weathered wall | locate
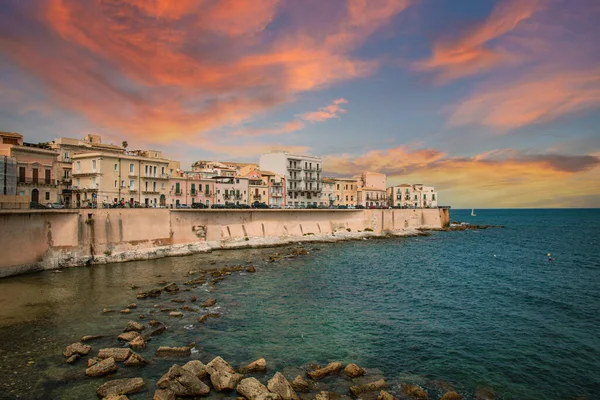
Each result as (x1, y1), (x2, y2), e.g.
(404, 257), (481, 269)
(0, 208), (449, 277)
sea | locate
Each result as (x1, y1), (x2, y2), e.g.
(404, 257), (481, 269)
(0, 209), (598, 399)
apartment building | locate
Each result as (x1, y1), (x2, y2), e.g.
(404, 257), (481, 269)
(244, 170), (268, 204)
(256, 170), (286, 207)
(168, 171), (214, 208)
(387, 184), (438, 208)
(331, 177), (358, 206)
(259, 152), (322, 207)
(0, 132), (59, 204)
(320, 178), (336, 206)
(191, 160), (237, 178)
(356, 172), (387, 207)
(213, 176), (249, 205)
(71, 150), (170, 207)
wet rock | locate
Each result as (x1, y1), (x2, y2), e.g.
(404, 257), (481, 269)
(163, 282), (179, 292)
(307, 362), (342, 380)
(85, 357), (117, 377)
(65, 354), (80, 364)
(127, 303), (137, 309)
(246, 266), (257, 272)
(169, 311), (184, 318)
(148, 320), (163, 326)
(81, 335), (104, 342)
(124, 352), (147, 366)
(131, 284), (139, 289)
(182, 305), (197, 312)
(153, 388), (175, 400)
(120, 308), (131, 314)
(143, 322), (167, 340)
(239, 358), (267, 373)
(103, 395), (129, 400)
(198, 313), (221, 323)
(161, 307), (175, 312)
(343, 363), (365, 378)
(350, 379), (388, 396)
(475, 387), (497, 400)
(124, 321), (145, 332)
(128, 336), (145, 350)
(206, 356), (236, 374)
(103, 308), (116, 313)
(400, 384), (427, 399)
(88, 357), (100, 367)
(97, 377), (145, 397)
(138, 314), (146, 320)
(149, 288), (162, 297)
(191, 296), (198, 302)
(440, 392), (462, 400)
(157, 364), (211, 396)
(183, 360), (208, 379)
(268, 372), (299, 400)
(156, 346), (192, 357)
(118, 331), (141, 342)
(237, 377), (280, 400)
(291, 376), (311, 392)
(201, 298), (217, 307)
(98, 348), (132, 362)
(378, 390), (395, 400)
(63, 342), (92, 358)
(136, 292), (148, 299)
(206, 356), (243, 391)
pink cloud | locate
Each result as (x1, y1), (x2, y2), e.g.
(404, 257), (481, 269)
(298, 98), (349, 122)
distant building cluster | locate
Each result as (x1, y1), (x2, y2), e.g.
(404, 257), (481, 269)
(0, 131), (438, 209)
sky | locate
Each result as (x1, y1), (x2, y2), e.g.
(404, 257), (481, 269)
(0, 0), (599, 208)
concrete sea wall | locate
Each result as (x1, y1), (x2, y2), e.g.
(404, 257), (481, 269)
(0, 208), (450, 278)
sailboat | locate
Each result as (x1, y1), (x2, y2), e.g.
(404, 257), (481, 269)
(471, 208), (476, 216)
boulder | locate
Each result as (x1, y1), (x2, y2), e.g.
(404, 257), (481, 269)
(153, 389), (175, 400)
(118, 331), (141, 342)
(400, 384), (427, 399)
(236, 377), (280, 400)
(157, 364), (211, 396)
(246, 266), (256, 272)
(124, 321), (145, 332)
(120, 309), (131, 314)
(63, 342), (91, 358)
(291, 375), (311, 392)
(103, 308), (115, 313)
(98, 348), (132, 362)
(129, 336), (145, 350)
(156, 346), (192, 357)
(267, 372), (299, 400)
(65, 354), (80, 364)
(127, 303), (137, 309)
(88, 357), (100, 367)
(350, 379), (388, 396)
(440, 391), (462, 400)
(201, 298), (217, 307)
(206, 356), (236, 374)
(81, 335), (104, 342)
(149, 288), (162, 297)
(343, 363), (365, 378)
(163, 282), (179, 292)
(169, 311), (183, 318)
(136, 292), (148, 300)
(124, 352), (147, 366)
(307, 362), (342, 380)
(182, 305), (197, 312)
(183, 360), (208, 379)
(85, 357), (117, 377)
(190, 296), (197, 302)
(143, 322), (166, 340)
(207, 363), (243, 391)
(198, 313), (221, 323)
(239, 358), (267, 373)
(378, 390), (395, 400)
(97, 377), (145, 397)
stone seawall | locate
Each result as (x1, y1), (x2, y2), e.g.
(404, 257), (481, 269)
(0, 208), (450, 278)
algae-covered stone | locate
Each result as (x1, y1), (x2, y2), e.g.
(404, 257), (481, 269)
(350, 379), (388, 396)
(85, 357), (117, 377)
(157, 364), (210, 396)
(96, 377), (144, 397)
(343, 363), (365, 378)
(239, 358), (267, 373)
(63, 342), (91, 358)
(307, 362), (342, 380)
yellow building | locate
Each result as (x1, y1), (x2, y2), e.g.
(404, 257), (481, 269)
(331, 177), (358, 206)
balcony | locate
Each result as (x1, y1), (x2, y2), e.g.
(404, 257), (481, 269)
(142, 190), (160, 194)
(72, 171), (101, 177)
(129, 187), (138, 192)
(253, 194), (262, 200)
(128, 172), (137, 177)
(190, 191), (197, 196)
(288, 177), (302, 181)
(288, 165), (301, 171)
(174, 190), (183, 196)
(142, 173), (169, 180)
(17, 177), (57, 187)
(304, 177), (317, 182)
(73, 184), (98, 191)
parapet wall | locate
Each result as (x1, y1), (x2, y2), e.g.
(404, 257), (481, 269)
(0, 208), (449, 278)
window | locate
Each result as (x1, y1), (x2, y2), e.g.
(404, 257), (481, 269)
(191, 184), (196, 194)
(205, 184), (209, 194)
(153, 166), (157, 177)
(32, 168), (38, 183)
(175, 182), (180, 193)
(153, 182), (156, 191)
(64, 152), (69, 159)
(145, 165), (148, 175)
(161, 167), (165, 175)
(114, 180), (117, 188)
(92, 177), (96, 186)
(92, 160), (96, 171)
(114, 163), (118, 171)
(64, 170), (70, 179)
(432, 194), (436, 200)
(77, 178), (81, 186)
(161, 183), (164, 189)
(77, 161), (81, 171)
(45, 169), (51, 184)
(145, 182), (148, 191)
(236, 179), (239, 184)
(45, 192), (50, 200)
(129, 164), (134, 173)
(130, 179), (134, 189)
(18, 166), (25, 182)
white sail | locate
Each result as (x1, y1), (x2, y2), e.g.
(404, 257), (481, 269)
(471, 208), (476, 216)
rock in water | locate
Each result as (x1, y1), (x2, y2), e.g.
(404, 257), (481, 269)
(118, 331), (141, 342)
(350, 379), (388, 396)
(63, 342), (91, 358)
(169, 311), (183, 318)
(87, 357), (100, 367)
(206, 356), (242, 391)
(307, 362), (342, 380)
(239, 358), (267, 373)
(124, 352), (147, 366)
(343, 363), (365, 378)
(291, 375), (311, 392)
(129, 336), (145, 350)
(267, 372), (299, 400)
(440, 391), (462, 400)
(246, 266), (256, 273)
(143, 322), (167, 340)
(400, 384), (427, 399)
(198, 313), (220, 323)
(156, 346), (192, 357)
(201, 298), (217, 307)
(237, 377), (280, 400)
(85, 357), (117, 377)
(124, 320), (145, 332)
(103, 395), (129, 400)
(163, 282), (179, 292)
(378, 390), (395, 400)
(81, 335), (104, 342)
(65, 354), (80, 364)
(153, 389), (176, 400)
(97, 377), (145, 397)
(157, 364), (211, 396)
(98, 348), (132, 362)
(206, 356), (236, 374)
(183, 360), (208, 379)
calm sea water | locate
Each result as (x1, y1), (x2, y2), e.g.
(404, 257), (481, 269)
(0, 209), (598, 399)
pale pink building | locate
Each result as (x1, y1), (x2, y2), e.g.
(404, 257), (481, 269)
(168, 172), (215, 208)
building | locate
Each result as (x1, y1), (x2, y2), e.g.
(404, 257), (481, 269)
(213, 176), (249, 206)
(255, 170), (286, 207)
(221, 161), (259, 177)
(331, 177), (358, 207)
(244, 170), (268, 205)
(259, 151), (322, 207)
(0, 155), (17, 196)
(356, 172), (387, 207)
(0, 132), (59, 205)
(168, 171), (214, 208)
(191, 160), (237, 178)
(71, 150), (170, 207)
(320, 178), (336, 206)
(387, 184), (438, 208)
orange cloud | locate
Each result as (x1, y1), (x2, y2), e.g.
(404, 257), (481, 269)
(449, 68), (600, 129)
(299, 98), (348, 122)
(415, 0), (543, 82)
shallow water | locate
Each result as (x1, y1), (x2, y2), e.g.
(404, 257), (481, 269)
(0, 209), (599, 399)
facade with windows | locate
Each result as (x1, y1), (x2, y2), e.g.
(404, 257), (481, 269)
(168, 172), (214, 208)
(356, 172), (387, 207)
(243, 170), (268, 205)
(387, 184), (438, 208)
(259, 152), (322, 207)
(330, 177), (358, 207)
(320, 178), (336, 206)
(213, 176), (249, 206)
(257, 170), (286, 207)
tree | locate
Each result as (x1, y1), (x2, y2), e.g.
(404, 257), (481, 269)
(122, 141), (128, 149)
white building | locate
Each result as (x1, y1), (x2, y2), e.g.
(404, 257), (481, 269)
(387, 184), (438, 208)
(212, 176), (249, 206)
(259, 152), (322, 207)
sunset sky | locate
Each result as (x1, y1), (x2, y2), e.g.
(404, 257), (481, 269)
(1, 0), (599, 208)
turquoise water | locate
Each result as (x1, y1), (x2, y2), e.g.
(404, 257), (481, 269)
(0, 209), (598, 399)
